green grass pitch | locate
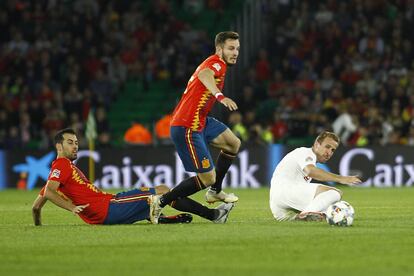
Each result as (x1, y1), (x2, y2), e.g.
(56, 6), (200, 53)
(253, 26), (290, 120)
(0, 187), (413, 275)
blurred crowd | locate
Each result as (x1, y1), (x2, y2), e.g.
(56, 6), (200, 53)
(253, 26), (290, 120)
(1, 0), (414, 149)
(0, 0), (224, 149)
(233, 0), (414, 146)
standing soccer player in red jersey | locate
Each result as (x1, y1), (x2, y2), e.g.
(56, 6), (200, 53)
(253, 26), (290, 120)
(148, 31), (241, 224)
(32, 128), (235, 225)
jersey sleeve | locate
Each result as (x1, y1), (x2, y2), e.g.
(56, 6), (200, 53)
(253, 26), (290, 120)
(297, 150), (316, 172)
(47, 158), (71, 184)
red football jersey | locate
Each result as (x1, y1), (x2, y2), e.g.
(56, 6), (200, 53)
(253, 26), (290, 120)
(171, 54), (227, 131)
(45, 157), (114, 224)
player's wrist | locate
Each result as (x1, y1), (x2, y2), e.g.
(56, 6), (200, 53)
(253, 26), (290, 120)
(215, 92), (225, 102)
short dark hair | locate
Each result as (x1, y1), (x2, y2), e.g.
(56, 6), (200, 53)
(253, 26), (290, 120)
(54, 128), (77, 144)
(215, 31), (239, 47)
(315, 131), (340, 144)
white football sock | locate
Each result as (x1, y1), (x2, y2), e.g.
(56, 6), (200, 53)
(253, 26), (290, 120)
(302, 190), (341, 213)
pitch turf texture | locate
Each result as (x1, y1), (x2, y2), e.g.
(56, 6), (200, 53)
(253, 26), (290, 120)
(0, 187), (413, 276)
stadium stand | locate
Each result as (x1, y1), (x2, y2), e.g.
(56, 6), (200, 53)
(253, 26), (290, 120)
(244, 0), (414, 146)
(0, 0), (244, 148)
(1, 0), (413, 148)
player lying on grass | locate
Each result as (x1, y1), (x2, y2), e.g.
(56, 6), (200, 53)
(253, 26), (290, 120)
(32, 128), (235, 226)
(269, 131), (362, 221)
(33, 184), (195, 225)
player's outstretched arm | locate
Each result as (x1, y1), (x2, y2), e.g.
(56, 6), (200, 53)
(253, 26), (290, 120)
(44, 180), (89, 215)
(32, 195), (47, 226)
(336, 175), (362, 185)
(304, 164), (362, 185)
(198, 68), (238, 111)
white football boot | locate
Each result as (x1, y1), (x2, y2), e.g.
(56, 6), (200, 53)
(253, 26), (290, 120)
(205, 189), (239, 204)
(148, 195), (163, 224)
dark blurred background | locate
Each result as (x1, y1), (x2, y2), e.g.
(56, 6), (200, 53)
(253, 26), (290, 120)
(1, 0), (413, 150)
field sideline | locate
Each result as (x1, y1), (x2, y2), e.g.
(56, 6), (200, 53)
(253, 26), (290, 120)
(0, 187), (413, 275)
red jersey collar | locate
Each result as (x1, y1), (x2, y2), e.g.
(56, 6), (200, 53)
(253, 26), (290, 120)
(214, 54), (226, 64)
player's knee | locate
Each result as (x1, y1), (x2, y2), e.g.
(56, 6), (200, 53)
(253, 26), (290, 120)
(155, 184), (170, 195)
(232, 136), (241, 153)
(223, 137), (240, 155)
(203, 175), (216, 186)
(198, 171), (216, 186)
(327, 187), (343, 200)
(336, 189), (343, 198)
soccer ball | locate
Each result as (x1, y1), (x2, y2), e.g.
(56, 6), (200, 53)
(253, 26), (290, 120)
(325, 200), (355, 226)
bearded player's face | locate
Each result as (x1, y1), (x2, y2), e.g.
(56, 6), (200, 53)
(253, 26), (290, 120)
(220, 39), (240, 66)
(59, 133), (79, 161)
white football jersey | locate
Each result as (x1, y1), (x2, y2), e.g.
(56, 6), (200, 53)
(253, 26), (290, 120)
(271, 147), (317, 186)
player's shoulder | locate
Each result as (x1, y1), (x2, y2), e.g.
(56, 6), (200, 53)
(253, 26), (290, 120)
(203, 54), (226, 68)
(52, 157), (72, 168)
(291, 147), (314, 157)
(297, 147), (313, 153)
(290, 147), (309, 153)
(298, 147), (316, 161)
(205, 54), (224, 62)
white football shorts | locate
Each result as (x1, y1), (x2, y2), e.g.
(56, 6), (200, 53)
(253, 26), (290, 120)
(270, 180), (320, 221)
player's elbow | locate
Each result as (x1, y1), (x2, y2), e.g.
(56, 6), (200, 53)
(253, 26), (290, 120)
(44, 186), (55, 199)
(304, 165), (317, 177)
(32, 204), (41, 214)
(305, 166), (326, 181)
(44, 189), (51, 199)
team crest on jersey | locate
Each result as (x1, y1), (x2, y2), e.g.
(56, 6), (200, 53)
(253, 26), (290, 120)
(51, 169), (61, 178)
(201, 158), (211, 169)
(212, 63), (221, 72)
(305, 156), (313, 162)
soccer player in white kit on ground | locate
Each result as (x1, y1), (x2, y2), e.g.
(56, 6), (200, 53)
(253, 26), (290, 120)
(269, 131), (362, 221)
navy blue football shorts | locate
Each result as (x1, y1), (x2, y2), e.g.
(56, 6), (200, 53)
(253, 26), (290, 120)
(170, 117), (228, 173)
(103, 188), (155, 224)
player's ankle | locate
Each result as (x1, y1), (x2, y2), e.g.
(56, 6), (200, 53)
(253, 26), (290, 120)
(209, 186), (221, 193)
(159, 196), (167, 208)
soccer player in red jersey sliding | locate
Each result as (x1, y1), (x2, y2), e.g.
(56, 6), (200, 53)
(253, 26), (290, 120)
(148, 31), (241, 224)
(32, 128), (234, 225)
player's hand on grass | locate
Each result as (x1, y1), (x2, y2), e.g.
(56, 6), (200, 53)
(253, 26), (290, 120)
(71, 204), (89, 215)
(339, 175), (362, 185)
(220, 97), (238, 111)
